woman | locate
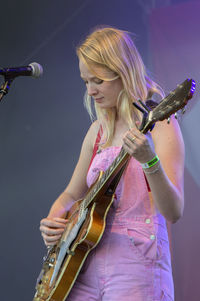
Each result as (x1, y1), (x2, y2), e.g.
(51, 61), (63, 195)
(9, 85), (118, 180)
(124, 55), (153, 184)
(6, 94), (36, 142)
(40, 27), (184, 300)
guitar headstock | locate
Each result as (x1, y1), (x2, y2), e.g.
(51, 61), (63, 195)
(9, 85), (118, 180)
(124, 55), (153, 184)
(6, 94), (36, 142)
(142, 78), (196, 133)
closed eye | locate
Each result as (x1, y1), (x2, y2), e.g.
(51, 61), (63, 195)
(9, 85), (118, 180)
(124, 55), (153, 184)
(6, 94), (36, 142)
(81, 77), (104, 85)
(94, 79), (104, 84)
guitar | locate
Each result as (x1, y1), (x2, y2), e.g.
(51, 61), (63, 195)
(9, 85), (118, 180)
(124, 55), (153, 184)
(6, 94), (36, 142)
(33, 78), (195, 301)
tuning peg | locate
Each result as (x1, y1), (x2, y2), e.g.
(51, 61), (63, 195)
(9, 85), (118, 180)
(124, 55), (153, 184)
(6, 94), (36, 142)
(181, 107), (186, 114)
(167, 117), (171, 124)
(174, 112), (178, 119)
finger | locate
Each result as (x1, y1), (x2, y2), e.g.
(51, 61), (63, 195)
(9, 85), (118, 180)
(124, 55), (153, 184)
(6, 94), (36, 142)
(123, 140), (137, 156)
(40, 225), (65, 236)
(42, 234), (62, 246)
(126, 134), (136, 144)
(42, 232), (62, 242)
(130, 127), (153, 143)
(40, 218), (67, 228)
(128, 127), (142, 138)
(52, 217), (68, 224)
(125, 129), (151, 147)
(123, 128), (142, 143)
(123, 134), (137, 147)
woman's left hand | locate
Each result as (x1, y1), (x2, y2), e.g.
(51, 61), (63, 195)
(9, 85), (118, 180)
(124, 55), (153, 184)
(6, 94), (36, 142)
(122, 127), (156, 164)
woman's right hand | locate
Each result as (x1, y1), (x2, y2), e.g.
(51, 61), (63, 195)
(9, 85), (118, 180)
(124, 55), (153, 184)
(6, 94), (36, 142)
(40, 217), (68, 246)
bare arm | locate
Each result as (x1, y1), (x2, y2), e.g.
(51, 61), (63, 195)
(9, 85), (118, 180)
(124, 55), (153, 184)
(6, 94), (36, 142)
(123, 117), (185, 223)
(40, 121), (99, 245)
(146, 117), (184, 222)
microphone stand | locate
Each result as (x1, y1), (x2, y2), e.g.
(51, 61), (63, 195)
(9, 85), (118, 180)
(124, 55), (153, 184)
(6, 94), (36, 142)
(0, 78), (14, 102)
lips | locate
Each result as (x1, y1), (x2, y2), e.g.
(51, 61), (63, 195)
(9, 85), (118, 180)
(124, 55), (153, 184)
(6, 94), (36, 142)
(94, 97), (104, 103)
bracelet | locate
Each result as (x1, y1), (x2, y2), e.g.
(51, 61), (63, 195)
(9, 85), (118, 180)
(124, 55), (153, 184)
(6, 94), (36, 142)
(141, 155), (159, 169)
(143, 162), (160, 174)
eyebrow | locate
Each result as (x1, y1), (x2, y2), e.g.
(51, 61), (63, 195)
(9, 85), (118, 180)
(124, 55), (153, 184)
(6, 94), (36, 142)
(80, 75), (99, 81)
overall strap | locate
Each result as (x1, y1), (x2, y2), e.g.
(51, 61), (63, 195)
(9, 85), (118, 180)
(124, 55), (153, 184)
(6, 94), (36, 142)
(88, 126), (102, 171)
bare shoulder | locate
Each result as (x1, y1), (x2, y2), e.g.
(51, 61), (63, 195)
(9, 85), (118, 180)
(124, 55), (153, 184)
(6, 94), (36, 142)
(63, 120), (101, 201)
(83, 120), (101, 151)
(152, 116), (185, 155)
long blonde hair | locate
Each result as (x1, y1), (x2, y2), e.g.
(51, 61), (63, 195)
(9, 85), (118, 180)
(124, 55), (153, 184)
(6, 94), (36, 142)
(77, 26), (164, 147)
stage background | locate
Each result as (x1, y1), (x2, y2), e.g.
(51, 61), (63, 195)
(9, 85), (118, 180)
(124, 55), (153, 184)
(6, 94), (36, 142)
(0, 0), (199, 300)
(149, 2), (200, 300)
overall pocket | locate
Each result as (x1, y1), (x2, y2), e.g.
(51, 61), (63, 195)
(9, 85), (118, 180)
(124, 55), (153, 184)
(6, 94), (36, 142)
(124, 223), (161, 262)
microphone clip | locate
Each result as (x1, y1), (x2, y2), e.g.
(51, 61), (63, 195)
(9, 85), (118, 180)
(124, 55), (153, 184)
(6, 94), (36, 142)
(0, 78), (14, 102)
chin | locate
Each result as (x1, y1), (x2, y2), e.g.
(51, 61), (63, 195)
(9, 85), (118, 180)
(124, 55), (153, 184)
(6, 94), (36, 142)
(96, 103), (116, 109)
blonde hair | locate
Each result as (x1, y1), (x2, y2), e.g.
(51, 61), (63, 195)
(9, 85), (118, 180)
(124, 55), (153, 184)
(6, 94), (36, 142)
(76, 26), (164, 147)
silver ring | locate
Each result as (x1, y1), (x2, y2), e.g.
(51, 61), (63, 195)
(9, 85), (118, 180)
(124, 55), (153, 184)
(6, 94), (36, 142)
(129, 136), (136, 143)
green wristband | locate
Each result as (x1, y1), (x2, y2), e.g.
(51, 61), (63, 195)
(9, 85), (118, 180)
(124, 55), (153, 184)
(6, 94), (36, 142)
(141, 155), (159, 169)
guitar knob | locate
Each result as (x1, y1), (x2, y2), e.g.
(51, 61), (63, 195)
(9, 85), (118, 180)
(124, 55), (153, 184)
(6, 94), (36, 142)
(49, 258), (55, 263)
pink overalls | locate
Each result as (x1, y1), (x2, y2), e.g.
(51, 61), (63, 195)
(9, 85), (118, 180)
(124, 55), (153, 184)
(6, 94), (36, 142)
(67, 146), (174, 301)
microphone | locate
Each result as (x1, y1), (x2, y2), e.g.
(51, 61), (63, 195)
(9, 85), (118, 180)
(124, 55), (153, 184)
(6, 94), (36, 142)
(0, 62), (43, 79)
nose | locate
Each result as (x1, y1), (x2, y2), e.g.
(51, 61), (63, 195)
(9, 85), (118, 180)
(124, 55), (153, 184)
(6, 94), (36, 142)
(87, 82), (98, 96)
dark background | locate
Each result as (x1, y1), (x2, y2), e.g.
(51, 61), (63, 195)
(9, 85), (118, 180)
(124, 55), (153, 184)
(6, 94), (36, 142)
(0, 1), (199, 300)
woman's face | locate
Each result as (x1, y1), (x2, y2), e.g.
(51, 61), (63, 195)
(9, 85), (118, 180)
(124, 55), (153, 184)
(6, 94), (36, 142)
(79, 60), (123, 109)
